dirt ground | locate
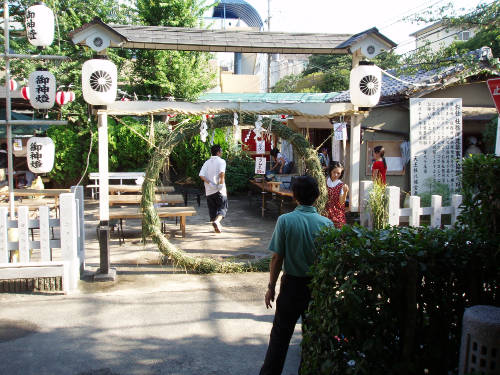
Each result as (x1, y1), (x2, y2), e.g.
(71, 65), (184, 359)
(83, 190), (297, 270)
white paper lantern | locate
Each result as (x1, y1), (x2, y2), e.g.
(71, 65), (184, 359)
(25, 3), (54, 47)
(349, 61), (382, 108)
(82, 58), (117, 105)
(27, 136), (55, 174)
(28, 69), (56, 109)
(9, 79), (18, 91)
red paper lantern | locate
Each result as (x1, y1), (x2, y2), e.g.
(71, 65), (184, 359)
(56, 90), (70, 105)
(9, 79), (18, 91)
(66, 90), (75, 102)
(21, 87), (30, 100)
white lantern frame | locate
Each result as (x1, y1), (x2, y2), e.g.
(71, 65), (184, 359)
(349, 61), (382, 108)
(82, 58), (117, 105)
(28, 68), (56, 109)
(26, 136), (55, 174)
(25, 2), (55, 48)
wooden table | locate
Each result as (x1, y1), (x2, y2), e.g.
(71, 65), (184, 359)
(109, 206), (197, 242)
(87, 172), (145, 198)
(108, 185), (174, 194)
(249, 180), (294, 217)
(108, 194), (184, 206)
(0, 189), (70, 215)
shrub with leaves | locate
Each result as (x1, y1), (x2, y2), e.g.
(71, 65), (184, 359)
(459, 154), (500, 238)
(301, 225), (499, 375)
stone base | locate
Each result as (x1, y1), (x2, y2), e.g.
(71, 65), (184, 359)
(93, 268), (117, 282)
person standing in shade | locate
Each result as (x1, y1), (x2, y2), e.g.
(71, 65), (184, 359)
(199, 144), (228, 233)
(318, 147), (330, 175)
(260, 176), (333, 375)
(372, 145), (387, 185)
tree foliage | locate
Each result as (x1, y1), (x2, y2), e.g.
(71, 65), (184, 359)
(132, 0), (216, 100)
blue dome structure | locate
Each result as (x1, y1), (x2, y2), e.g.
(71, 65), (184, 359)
(212, 0), (263, 29)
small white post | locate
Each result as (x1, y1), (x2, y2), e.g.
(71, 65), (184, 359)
(451, 194), (463, 226)
(409, 195), (421, 227)
(17, 206), (30, 263)
(39, 206), (51, 262)
(430, 195), (442, 228)
(386, 186), (400, 226)
(0, 207), (8, 263)
(71, 186), (85, 273)
(60, 193), (78, 291)
(360, 180), (373, 227)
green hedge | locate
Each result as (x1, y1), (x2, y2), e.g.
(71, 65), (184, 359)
(301, 225), (499, 375)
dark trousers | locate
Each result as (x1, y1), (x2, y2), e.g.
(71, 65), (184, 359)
(260, 274), (312, 375)
(206, 191), (228, 221)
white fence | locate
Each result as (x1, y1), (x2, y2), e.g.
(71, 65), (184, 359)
(0, 187), (85, 293)
(360, 181), (463, 228)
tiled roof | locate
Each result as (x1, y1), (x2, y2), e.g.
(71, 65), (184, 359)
(336, 27), (397, 50)
(70, 18), (395, 55)
(327, 47), (495, 104)
(198, 92), (340, 103)
(108, 24), (352, 54)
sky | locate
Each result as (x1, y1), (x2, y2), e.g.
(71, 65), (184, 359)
(242, 0), (491, 54)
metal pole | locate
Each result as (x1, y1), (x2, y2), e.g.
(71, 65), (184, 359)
(266, 0), (271, 92)
(4, 0), (15, 218)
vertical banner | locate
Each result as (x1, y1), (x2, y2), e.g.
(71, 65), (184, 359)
(331, 139), (341, 162)
(410, 98), (462, 196)
(255, 157), (266, 175)
(333, 122), (347, 141)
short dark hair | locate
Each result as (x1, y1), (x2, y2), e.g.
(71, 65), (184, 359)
(270, 148), (279, 157)
(328, 161), (344, 179)
(292, 175), (319, 206)
(211, 144), (222, 156)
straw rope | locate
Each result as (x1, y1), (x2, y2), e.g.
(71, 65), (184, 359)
(140, 114), (326, 273)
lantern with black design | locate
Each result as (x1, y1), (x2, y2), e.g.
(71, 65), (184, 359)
(349, 61), (382, 109)
(28, 68), (56, 109)
(25, 2), (55, 47)
(82, 57), (117, 105)
(27, 136), (55, 174)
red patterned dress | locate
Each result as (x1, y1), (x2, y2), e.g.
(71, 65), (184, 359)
(325, 180), (346, 228)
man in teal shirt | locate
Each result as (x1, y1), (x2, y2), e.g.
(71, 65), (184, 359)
(260, 176), (333, 375)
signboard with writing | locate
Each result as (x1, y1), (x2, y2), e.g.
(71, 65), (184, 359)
(487, 78), (500, 113)
(256, 140), (266, 154)
(409, 98), (462, 196)
(255, 157), (266, 175)
(333, 122), (347, 141)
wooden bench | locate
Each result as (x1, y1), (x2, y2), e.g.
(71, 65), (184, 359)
(109, 206), (197, 242)
(108, 194), (184, 206)
(109, 185), (174, 194)
(87, 172), (146, 198)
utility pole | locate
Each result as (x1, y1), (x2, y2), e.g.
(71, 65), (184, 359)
(266, 0), (271, 92)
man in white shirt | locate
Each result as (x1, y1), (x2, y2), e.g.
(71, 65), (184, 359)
(199, 144), (228, 233)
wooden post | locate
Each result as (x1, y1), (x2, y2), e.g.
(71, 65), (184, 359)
(71, 186), (85, 273)
(39, 206), (50, 262)
(60, 193), (79, 292)
(0, 207), (8, 263)
(409, 196), (420, 227)
(17, 206), (29, 263)
(386, 185), (400, 226)
(451, 194), (463, 225)
(359, 180), (372, 227)
(95, 109), (115, 281)
(430, 195), (442, 228)
(349, 115), (362, 212)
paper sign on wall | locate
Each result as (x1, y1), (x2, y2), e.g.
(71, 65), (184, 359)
(256, 140), (266, 154)
(13, 139), (23, 151)
(255, 157), (266, 175)
(333, 122), (347, 141)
